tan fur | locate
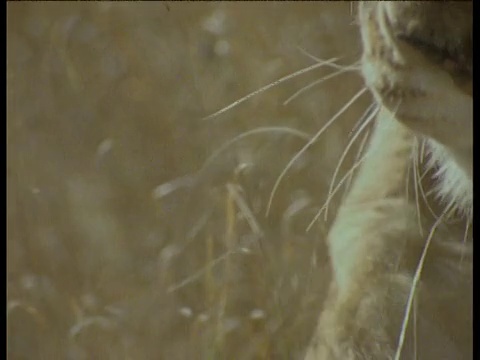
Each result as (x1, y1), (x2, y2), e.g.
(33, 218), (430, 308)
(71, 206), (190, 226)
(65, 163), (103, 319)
(305, 2), (472, 359)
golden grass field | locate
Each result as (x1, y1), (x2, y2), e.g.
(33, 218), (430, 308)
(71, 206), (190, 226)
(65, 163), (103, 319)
(7, 2), (373, 359)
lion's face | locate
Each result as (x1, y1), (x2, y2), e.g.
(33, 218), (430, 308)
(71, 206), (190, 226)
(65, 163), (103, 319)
(358, 1), (472, 218)
(305, 4), (472, 359)
(359, 1), (472, 176)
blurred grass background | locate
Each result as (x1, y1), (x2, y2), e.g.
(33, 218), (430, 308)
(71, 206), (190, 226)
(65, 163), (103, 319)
(7, 2), (371, 359)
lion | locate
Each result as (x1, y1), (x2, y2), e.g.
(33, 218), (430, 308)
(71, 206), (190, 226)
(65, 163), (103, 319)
(305, 2), (472, 359)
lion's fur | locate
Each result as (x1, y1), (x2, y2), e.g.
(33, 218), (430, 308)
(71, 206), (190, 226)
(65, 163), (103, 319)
(305, 2), (472, 359)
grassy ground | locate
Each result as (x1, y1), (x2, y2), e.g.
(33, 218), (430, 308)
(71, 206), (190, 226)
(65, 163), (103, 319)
(7, 3), (372, 359)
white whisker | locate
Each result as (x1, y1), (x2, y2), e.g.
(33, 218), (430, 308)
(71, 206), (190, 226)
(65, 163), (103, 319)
(297, 46), (361, 71)
(323, 104), (378, 221)
(419, 137), (427, 163)
(202, 58), (340, 120)
(459, 218), (471, 266)
(416, 172), (441, 221)
(266, 87), (368, 216)
(283, 67), (356, 106)
(394, 200), (454, 360)
(405, 154), (411, 202)
(343, 126), (371, 197)
(306, 151), (367, 232)
(348, 103), (377, 138)
(413, 294), (418, 360)
(412, 138), (424, 237)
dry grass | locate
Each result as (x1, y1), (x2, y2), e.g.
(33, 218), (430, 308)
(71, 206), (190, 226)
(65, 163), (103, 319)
(7, 2), (372, 359)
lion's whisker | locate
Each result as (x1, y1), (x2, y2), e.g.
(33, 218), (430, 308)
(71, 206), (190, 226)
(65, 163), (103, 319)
(306, 151), (367, 232)
(342, 124), (371, 198)
(412, 138), (424, 237)
(266, 87), (368, 216)
(323, 103), (378, 221)
(202, 57), (341, 121)
(459, 218), (471, 266)
(283, 67), (357, 106)
(394, 199), (454, 360)
(296, 46), (361, 71)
